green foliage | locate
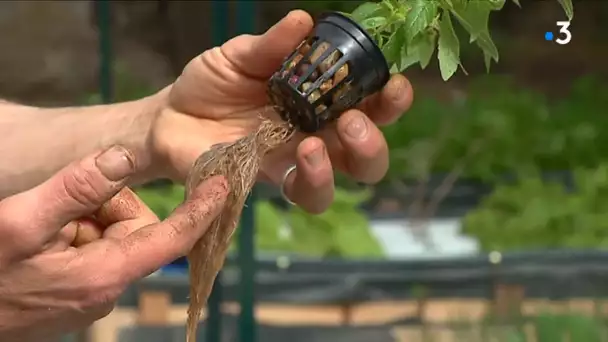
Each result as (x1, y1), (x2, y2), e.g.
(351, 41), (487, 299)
(135, 184), (383, 259)
(412, 312), (605, 342)
(350, 0), (574, 80)
(533, 313), (602, 342)
(379, 75), (608, 253)
(437, 8), (460, 80)
(135, 184), (184, 220)
(284, 188), (384, 258)
(462, 164), (608, 251)
(381, 75), (608, 183)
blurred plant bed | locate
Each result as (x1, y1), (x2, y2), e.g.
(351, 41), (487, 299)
(361, 171), (577, 219)
(462, 163), (608, 252)
(390, 312), (607, 342)
(357, 75), (608, 219)
(382, 75), (608, 180)
(438, 311), (607, 342)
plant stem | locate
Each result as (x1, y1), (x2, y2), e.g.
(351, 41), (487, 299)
(421, 136), (485, 224)
(407, 113), (458, 247)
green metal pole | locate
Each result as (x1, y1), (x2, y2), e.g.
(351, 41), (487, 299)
(95, 0), (113, 104)
(206, 2), (231, 342)
(238, 191), (257, 342)
(234, 2), (258, 342)
(88, 3), (111, 341)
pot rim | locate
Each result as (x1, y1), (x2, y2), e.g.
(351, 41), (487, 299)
(316, 11), (390, 87)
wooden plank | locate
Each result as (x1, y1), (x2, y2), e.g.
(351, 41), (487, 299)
(137, 291), (172, 325)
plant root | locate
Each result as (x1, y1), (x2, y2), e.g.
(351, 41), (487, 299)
(183, 115), (294, 342)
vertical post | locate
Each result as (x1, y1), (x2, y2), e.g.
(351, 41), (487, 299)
(205, 2), (231, 342)
(234, 3), (258, 342)
(95, 0), (113, 103)
(84, 2), (112, 342)
(237, 192), (257, 342)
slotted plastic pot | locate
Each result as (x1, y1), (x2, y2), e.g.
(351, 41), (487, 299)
(268, 11), (390, 133)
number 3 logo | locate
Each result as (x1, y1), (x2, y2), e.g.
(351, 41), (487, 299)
(556, 21), (572, 45)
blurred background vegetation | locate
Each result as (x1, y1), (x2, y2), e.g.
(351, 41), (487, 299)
(2, 0), (607, 259)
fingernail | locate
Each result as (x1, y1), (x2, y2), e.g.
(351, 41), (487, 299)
(389, 78), (404, 101)
(305, 146), (325, 168)
(95, 145), (135, 181)
(345, 115), (368, 140)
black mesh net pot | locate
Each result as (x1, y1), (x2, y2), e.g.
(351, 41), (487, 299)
(268, 11), (390, 133)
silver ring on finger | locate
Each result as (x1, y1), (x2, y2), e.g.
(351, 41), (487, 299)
(280, 165), (297, 206)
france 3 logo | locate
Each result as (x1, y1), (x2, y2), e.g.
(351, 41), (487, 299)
(544, 21), (572, 45)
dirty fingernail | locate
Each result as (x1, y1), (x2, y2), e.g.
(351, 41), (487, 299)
(95, 145), (135, 181)
(345, 115), (368, 140)
(389, 77), (404, 97)
(305, 146), (325, 167)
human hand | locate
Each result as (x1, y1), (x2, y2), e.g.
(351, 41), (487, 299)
(150, 10), (413, 214)
(0, 146), (228, 342)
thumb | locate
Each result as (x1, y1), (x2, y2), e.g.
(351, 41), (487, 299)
(222, 10), (314, 80)
(1, 145), (135, 241)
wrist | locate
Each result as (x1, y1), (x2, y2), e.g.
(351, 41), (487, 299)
(0, 94), (172, 196)
(121, 86), (172, 184)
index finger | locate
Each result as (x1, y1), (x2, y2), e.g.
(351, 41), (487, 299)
(83, 176), (228, 282)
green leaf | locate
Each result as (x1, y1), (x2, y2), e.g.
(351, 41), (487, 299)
(417, 32), (437, 69)
(476, 36), (499, 64)
(557, 0), (574, 20)
(403, 0), (438, 42)
(382, 26), (406, 66)
(392, 43), (420, 73)
(488, 0), (507, 10)
(351, 2), (383, 23)
(437, 11), (460, 81)
(449, 0), (500, 62)
(255, 202), (290, 252)
(483, 49), (492, 73)
(359, 16), (387, 31)
(333, 212), (384, 258)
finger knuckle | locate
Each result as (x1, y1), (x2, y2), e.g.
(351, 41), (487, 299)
(62, 164), (106, 208)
